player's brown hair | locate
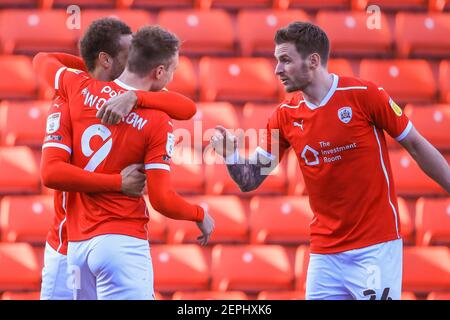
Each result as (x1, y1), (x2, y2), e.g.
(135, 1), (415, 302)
(275, 22), (330, 66)
(79, 17), (132, 72)
(127, 25), (180, 77)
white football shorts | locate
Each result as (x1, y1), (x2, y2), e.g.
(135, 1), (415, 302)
(306, 239), (403, 300)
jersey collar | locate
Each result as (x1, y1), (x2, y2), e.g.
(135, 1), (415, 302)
(113, 79), (138, 91)
(303, 73), (339, 110)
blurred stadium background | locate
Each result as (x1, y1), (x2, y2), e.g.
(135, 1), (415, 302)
(0, 0), (449, 300)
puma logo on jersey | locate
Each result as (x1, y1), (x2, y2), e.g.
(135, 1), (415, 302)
(293, 120), (304, 131)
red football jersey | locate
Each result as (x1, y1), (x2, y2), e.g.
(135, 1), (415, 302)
(42, 95), (72, 255)
(54, 67), (176, 242)
(260, 75), (411, 254)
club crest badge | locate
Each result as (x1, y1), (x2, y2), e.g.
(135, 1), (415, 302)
(338, 106), (352, 124)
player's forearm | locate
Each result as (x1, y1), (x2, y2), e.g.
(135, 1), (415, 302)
(147, 170), (204, 222)
(41, 150), (122, 193)
(408, 141), (450, 194)
(226, 155), (270, 192)
(136, 90), (197, 120)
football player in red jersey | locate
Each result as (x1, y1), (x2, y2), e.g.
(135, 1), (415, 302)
(211, 22), (450, 300)
(36, 25), (214, 300)
(36, 18), (198, 300)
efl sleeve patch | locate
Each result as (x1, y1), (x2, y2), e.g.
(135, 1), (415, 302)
(166, 133), (175, 157)
(46, 112), (61, 134)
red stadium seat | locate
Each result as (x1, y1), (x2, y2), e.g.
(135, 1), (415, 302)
(207, 0), (273, 9)
(0, 243), (41, 291)
(165, 196), (248, 244)
(439, 60), (450, 103)
(79, 9), (154, 34)
(152, 244), (210, 292)
(242, 103), (274, 132)
(1, 291), (40, 300)
(415, 197), (450, 246)
(0, 55), (38, 99)
(316, 11), (392, 57)
(0, 9), (77, 54)
(143, 195), (167, 244)
(172, 291), (248, 300)
(403, 104), (450, 150)
(0, 195), (53, 243)
(0, 100), (49, 147)
(211, 245), (294, 291)
(397, 197), (414, 244)
(131, 0), (197, 9)
(204, 152), (288, 196)
(249, 196), (312, 244)
(0, 0), (39, 9)
(157, 9), (234, 56)
(170, 146), (205, 194)
(257, 290), (305, 300)
(401, 292), (417, 300)
(51, 0), (116, 9)
(396, 13), (450, 58)
(166, 56), (198, 100)
(403, 246), (450, 292)
(427, 291), (450, 300)
(237, 9), (310, 56)
(0, 146), (40, 194)
(288, 0), (351, 10)
(359, 59), (436, 104)
(199, 57), (279, 103)
(328, 59), (355, 77)
(173, 102), (240, 148)
(364, 0), (431, 11)
(294, 245), (310, 291)
(389, 149), (447, 196)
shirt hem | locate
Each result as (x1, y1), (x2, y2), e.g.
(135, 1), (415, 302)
(310, 234), (401, 254)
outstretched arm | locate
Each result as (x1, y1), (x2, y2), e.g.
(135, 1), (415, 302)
(32, 52), (87, 87)
(400, 127), (450, 194)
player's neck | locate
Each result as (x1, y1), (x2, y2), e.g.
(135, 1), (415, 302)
(116, 69), (152, 91)
(90, 68), (111, 82)
(302, 69), (334, 106)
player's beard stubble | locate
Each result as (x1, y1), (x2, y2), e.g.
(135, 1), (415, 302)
(283, 61), (313, 93)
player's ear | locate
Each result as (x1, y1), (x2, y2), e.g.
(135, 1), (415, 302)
(154, 65), (165, 80)
(98, 52), (113, 69)
(308, 53), (321, 70)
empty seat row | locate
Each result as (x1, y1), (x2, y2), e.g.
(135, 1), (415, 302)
(1, 243), (449, 293)
(2, 54), (450, 103)
(1, 193), (448, 246)
(1, 9), (450, 58)
(0, 143), (448, 196)
(2, 0), (449, 11)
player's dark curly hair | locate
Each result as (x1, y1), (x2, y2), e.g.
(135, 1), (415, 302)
(127, 25), (179, 77)
(79, 17), (132, 72)
(275, 22), (330, 66)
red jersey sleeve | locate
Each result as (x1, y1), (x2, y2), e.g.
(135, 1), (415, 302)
(144, 112), (204, 222)
(32, 52), (88, 96)
(42, 95), (72, 154)
(40, 96), (122, 193)
(364, 82), (412, 142)
(135, 90), (196, 120)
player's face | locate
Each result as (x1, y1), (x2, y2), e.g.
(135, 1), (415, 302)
(274, 42), (313, 92)
(109, 34), (132, 80)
